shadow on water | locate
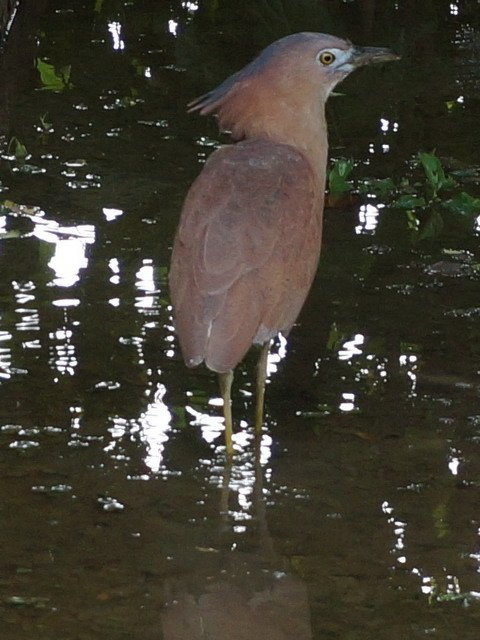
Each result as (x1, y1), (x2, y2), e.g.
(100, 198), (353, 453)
(0, 1), (480, 638)
(161, 440), (312, 640)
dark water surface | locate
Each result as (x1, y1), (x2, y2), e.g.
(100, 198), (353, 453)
(0, 1), (480, 638)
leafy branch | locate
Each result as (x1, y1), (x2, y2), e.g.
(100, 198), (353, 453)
(328, 151), (480, 241)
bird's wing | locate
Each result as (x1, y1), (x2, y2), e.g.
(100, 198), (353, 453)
(169, 139), (321, 372)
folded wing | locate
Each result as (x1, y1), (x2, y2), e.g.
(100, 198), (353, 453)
(169, 139), (322, 373)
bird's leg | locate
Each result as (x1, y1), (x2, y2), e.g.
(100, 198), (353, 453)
(253, 427), (275, 558)
(219, 456), (232, 526)
(218, 370), (234, 457)
(255, 341), (270, 434)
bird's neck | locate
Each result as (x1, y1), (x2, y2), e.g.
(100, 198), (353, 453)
(233, 100), (329, 189)
(274, 104), (329, 187)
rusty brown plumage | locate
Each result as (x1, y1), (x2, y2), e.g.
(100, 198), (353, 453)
(169, 32), (399, 455)
(170, 139), (321, 373)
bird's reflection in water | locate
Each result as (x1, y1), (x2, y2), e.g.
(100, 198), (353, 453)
(161, 437), (312, 639)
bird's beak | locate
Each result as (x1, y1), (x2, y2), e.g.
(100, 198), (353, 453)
(350, 46), (400, 67)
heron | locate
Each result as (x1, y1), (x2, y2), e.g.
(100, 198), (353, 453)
(170, 32), (399, 455)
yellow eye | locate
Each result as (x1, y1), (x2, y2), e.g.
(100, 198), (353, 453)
(319, 51), (336, 66)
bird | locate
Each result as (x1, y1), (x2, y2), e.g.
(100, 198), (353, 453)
(169, 32), (399, 456)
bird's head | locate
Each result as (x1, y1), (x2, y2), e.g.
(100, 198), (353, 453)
(189, 32), (400, 142)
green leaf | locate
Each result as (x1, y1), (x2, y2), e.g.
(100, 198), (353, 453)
(418, 210), (444, 241)
(6, 596), (50, 608)
(418, 151), (455, 196)
(442, 192), (480, 217)
(450, 167), (480, 181)
(39, 113), (53, 132)
(328, 158), (354, 197)
(36, 58), (71, 92)
(406, 210), (420, 231)
(392, 194), (426, 209)
(0, 229), (23, 240)
(359, 177), (395, 199)
(8, 137), (27, 161)
(326, 322), (344, 352)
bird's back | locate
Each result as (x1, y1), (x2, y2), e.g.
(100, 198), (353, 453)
(169, 139), (323, 373)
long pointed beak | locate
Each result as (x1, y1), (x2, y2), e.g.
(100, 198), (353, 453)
(350, 46), (400, 67)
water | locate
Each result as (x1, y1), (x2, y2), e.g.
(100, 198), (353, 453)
(0, 1), (479, 638)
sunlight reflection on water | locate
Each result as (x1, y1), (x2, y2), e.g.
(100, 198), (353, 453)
(31, 216), (95, 286)
(139, 383), (172, 472)
(0, 4), (479, 637)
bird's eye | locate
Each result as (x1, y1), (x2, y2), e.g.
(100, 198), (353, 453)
(318, 51), (336, 66)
